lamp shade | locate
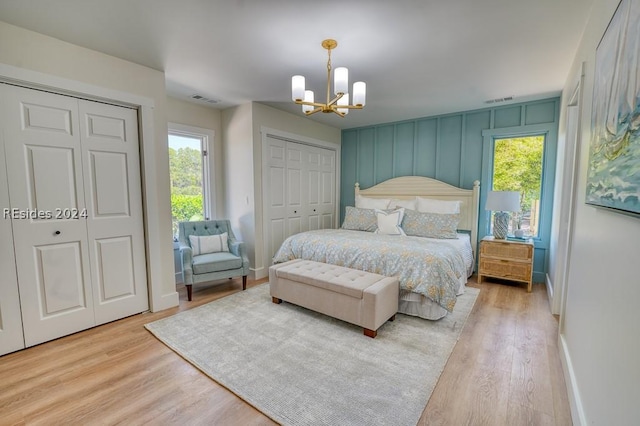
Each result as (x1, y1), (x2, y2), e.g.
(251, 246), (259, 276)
(302, 90), (315, 113)
(334, 67), (348, 94)
(353, 81), (366, 106)
(337, 93), (349, 115)
(292, 75), (305, 101)
(485, 191), (520, 212)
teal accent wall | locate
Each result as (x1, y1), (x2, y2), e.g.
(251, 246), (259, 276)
(341, 98), (560, 282)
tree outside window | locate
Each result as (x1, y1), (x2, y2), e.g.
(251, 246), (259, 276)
(168, 134), (206, 239)
(492, 135), (544, 237)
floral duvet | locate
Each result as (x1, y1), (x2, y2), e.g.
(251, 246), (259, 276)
(272, 229), (468, 312)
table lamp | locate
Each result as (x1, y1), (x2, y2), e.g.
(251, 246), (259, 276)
(485, 191), (520, 239)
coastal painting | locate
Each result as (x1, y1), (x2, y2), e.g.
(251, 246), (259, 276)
(586, 0), (640, 215)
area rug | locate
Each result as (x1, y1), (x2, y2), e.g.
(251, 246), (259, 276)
(145, 284), (479, 426)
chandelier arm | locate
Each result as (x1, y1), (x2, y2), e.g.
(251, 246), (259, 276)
(295, 100), (326, 108)
(327, 93), (344, 107)
(305, 107), (323, 116)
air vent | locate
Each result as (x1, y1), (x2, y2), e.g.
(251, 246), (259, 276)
(485, 96), (514, 104)
(191, 94), (220, 104)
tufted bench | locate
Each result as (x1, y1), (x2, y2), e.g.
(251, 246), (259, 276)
(269, 259), (399, 338)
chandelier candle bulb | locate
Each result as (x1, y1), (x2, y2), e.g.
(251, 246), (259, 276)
(302, 90), (315, 113)
(337, 93), (349, 115)
(334, 67), (348, 94)
(353, 81), (366, 106)
(292, 75), (305, 101)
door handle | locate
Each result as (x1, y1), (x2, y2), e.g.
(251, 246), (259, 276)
(54, 230), (61, 236)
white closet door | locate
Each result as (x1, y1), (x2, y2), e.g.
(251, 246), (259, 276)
(265, 137), (287, 261)
(265, 136), (337, 263)
(79, 100), (148, 325)
(2, 85), (95, 347)
(0, 118), (25, 356)
(306, 146), (336, 230)
(286, 142), (305, 235)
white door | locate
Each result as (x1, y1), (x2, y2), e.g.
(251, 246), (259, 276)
(2, 84), (96, 347)
(79, 100), (148, 325)
(1, 84), (149, 347)
(264, 136), (337, 263)
(0, 126), (25, 355)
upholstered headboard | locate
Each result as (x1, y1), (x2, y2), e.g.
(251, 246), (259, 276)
(355, 176), (480, 257)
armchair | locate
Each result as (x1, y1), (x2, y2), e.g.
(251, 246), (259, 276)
(178, 220), (249, 301)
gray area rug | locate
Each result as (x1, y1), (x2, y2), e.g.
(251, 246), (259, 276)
(145, 283), (479, 426)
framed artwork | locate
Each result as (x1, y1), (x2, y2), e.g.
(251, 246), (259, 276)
(586, 0), (640, 215)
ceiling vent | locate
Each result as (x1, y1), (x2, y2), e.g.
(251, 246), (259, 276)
(191, 94), (220, 104)
(485, 96), (514, 104)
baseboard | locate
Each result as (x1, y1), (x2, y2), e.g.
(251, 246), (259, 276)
(150, 290), (180, 312)
(251, 266), (268, 280)
(559, 333), (587, 425)
(545, 274), (555, 313)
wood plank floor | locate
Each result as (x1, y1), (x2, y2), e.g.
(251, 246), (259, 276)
(0, 276), (572, 425)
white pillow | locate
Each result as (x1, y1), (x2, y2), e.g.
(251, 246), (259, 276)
(189, 232), (229, 255)
(374, 208), (406, 235)
(356, 195), (391, 210)
(416, 197), (461, 214)
(389, 197), (417, 210)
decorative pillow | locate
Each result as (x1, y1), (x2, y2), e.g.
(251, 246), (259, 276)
(355, 195), (391, 210)
(402, 209), (460, 239)
(374, 208), (406, 235)
(189, 232), (229, 255)
(341, 206), (378, 232)
(389, 197), (417, 210)
(416, 197), (461, 214)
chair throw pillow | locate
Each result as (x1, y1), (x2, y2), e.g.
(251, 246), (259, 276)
(374, 208), (406, 235)
(189, 232), (230, 255)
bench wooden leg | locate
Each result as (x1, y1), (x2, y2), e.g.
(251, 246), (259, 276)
(364, 328), (377, 338)
(242, 275), (247, 290)
(186, 284), (193, 301)
(272, 297), (282, 304)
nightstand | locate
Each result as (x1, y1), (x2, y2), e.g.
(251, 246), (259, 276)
(477, 236), (534, 292)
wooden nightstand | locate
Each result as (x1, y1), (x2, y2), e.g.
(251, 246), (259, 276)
(477, 236), (534, 292)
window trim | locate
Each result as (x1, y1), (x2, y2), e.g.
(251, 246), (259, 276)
(481, 123), (558, 248)
(168, 122), (215, 229)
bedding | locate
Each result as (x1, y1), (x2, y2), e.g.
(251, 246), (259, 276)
(272, 229), (471, 313)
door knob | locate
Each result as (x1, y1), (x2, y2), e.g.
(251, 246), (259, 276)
(54, 230), (61, 236)
(294, 210), (297, 214)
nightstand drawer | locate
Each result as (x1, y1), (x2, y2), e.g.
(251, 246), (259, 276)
(480, 242), (532, 261)
(479, 258), (532, 282)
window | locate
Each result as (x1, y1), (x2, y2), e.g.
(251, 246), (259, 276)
(168, 124), (212, 239)
(491, 135), (545, 238)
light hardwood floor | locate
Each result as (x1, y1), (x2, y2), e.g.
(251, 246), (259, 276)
(0, 276), (571, 425)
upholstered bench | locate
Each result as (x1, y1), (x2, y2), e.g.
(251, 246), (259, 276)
(269, 259), (399, 338)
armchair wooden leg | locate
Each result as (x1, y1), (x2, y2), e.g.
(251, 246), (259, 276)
(242, 275), (247, 290)
(186, 284), (192, 301)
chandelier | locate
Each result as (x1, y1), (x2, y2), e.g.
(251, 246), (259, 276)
(291, 39), (366, 117)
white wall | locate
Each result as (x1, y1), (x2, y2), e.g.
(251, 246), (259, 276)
(222, 102), (341, 278)
(557, 0), (640, 424)
(221, 103), (255, 266)
(0, 21), (178, 311)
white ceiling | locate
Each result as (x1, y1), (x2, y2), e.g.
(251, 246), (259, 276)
(0, 0), (593, 129)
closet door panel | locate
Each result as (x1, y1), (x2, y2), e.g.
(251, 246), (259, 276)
(319, 149), (336, 229)
(79, 101), (148, 325)
(0, 110), (25, 356)
(306, 147), (321, 231)
(2, 84), (95, 347)
(265, 138), (287, 262)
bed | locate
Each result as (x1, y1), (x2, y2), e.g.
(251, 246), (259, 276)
(272, 176), (480, 320)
